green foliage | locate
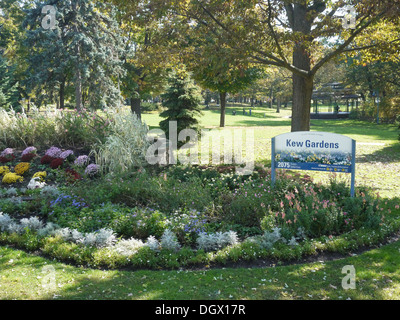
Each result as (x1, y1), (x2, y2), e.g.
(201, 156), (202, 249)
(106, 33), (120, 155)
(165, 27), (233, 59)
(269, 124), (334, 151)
(92, 108), (150, 173)
(0, 55), (20, 110)
(23, 0), (125, 110)
(159, 70), (203, 143)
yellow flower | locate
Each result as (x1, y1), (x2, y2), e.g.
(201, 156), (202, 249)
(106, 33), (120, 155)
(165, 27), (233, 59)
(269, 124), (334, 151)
(33, 171), (47, 182)
(2, 172), (23, 184)
(0, 166), (10, 176)
(14, 162), (30, 175)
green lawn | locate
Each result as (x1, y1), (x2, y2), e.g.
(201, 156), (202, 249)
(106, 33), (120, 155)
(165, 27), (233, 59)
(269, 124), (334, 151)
(1, 105), (400, 300)
(2, 237), (400, 300)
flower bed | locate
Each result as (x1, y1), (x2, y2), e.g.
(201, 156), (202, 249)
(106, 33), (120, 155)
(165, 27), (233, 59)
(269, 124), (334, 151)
(1, 162), (399, 270)
(0, 146), (99, 189)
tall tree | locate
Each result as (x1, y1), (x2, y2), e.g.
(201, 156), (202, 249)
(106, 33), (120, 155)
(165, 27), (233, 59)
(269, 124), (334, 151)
(23, 0), (125, 110)
(118, 21), (170, 120)
(188, 33), (262, 127)
(0, 54), (19, 110)
(0, 0), (33, 107)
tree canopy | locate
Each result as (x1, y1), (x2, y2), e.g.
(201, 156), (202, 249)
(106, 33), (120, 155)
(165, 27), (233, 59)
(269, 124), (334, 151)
(109, 0), (400, 131)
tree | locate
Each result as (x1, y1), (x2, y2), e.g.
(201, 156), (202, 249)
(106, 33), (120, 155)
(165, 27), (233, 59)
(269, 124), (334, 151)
(159, 69), (203, 145)
(23, 0), (125, 110)
(118, 21), (170, 120)
(0, 0), (32, 108)
(190, 41), (262, 127)
(110, 0), (400, 131)
(0, 54), (20, 110)
(178, 24), (263, 127)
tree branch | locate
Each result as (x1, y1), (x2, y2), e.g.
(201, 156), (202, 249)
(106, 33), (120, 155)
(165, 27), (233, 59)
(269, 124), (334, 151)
(311, 9), (389, 75)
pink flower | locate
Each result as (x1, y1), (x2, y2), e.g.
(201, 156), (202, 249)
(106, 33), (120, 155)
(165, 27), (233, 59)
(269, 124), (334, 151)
(0, 148), (14, 157)
(45, 147), (62, 158)
(74, 155), (89, 166)
(21, 146), (37, 156)
(60, 150), (74, 159)
(85, 164), (100, 176)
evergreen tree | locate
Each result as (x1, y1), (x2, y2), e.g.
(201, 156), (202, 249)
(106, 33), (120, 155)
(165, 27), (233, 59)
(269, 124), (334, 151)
(23, 0), (125, 110)
(159, 69), (203, 144)
(0, 54), (20, 110)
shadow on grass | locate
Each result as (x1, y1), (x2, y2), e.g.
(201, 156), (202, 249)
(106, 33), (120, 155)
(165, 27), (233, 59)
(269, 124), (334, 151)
(356, 143), (400, 164)
(3, 234), (400, 300)
(311, 120), (399, 142)
(24, 240), (400, 300)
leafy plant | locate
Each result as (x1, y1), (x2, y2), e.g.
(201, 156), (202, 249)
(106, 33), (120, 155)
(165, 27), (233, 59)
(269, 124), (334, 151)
(92, 108), (150, 173)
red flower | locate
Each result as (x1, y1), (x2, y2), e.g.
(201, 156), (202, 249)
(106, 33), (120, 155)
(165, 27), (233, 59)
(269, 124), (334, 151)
(65, 168), (81, 182)
(50, 158), (64, 169)
(0, 155), (14, 163)
(41, 155), (54, 164)
(21, 153), (36, 162)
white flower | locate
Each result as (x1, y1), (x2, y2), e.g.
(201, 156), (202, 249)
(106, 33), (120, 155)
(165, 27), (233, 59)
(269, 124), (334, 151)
(27, 177), (46, 189)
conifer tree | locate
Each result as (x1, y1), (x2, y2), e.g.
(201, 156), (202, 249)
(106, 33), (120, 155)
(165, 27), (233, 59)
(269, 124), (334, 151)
(0, 54), (19, 110)
(159, 69), (203, 144)
(23, 0), (125, 110)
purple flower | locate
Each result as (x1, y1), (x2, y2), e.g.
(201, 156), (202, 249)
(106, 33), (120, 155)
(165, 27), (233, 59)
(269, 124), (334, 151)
(21, 146), (37, 156)
(74, 155), (89, 166)
(60, 150), (74, 159)
(0, 148), (14, 157)
(45, 147), (62, 158)
(85, 164), (100, 176)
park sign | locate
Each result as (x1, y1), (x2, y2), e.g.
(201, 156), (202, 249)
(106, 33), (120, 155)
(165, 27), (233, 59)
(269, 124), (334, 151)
(271, 131), (356, 196)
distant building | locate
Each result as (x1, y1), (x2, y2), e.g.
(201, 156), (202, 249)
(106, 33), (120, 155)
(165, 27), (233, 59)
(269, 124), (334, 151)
(311, 82), (361, 118)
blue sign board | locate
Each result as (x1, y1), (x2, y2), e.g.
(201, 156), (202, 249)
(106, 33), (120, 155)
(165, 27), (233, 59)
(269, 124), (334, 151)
(271, 132), (356, 197)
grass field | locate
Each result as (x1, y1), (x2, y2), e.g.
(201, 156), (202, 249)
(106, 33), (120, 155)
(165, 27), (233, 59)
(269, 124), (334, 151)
(1, 104), (400, 301)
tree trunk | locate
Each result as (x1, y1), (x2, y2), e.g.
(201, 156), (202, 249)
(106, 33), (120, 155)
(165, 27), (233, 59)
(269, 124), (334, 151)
(219, 92), (227, 127)
(291, 74), (313, 131)
(291, 5), (313, 132)
(276, 96), (281, 113)
(74, 42), (82, 111)
(75, 71), (82, 111)
(59, 79), (65, 109)
(130, 97), (142, 120)
(269, 88), (273, 109)
(73, 0), (82, 112)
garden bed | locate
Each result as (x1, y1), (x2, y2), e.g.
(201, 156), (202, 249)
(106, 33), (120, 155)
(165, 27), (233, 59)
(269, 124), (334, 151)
(1, 145), (400, 271)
